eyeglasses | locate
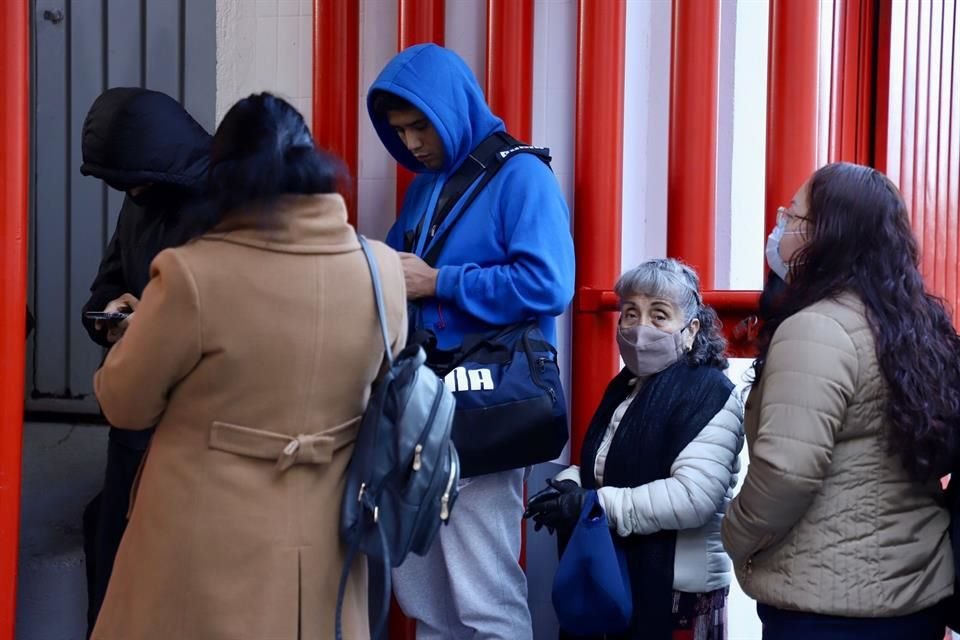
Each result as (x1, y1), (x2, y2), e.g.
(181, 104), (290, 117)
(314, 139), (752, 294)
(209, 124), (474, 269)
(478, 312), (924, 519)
(776, 206), (805, 226)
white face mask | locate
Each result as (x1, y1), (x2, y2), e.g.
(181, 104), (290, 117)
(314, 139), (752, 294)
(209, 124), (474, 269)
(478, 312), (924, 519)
(765, 217), (790, 280)
(765, 216), (805, 280)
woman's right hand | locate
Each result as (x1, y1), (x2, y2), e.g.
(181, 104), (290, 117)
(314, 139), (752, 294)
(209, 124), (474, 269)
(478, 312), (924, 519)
(97, 293), (140, 343)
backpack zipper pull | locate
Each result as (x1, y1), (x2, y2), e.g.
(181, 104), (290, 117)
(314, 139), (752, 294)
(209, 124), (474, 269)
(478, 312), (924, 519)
(412, 444), (423, 471)
(440, 494), (451, 521)
(440, 456), (458, 521)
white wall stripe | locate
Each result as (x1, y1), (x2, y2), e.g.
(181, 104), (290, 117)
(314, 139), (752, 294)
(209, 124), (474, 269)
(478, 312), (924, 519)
(817, 0), (835, 169)
(716, 0), (738, 290)
(621, 0), (671, 273)
(728, 0), (768, 291)
(532, 0), (577, 469)
(357, 0), (399, 237)
(445, 0), (487, 86)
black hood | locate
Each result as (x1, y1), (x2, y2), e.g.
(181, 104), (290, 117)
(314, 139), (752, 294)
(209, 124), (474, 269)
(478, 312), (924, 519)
(80, 87), (211, 191)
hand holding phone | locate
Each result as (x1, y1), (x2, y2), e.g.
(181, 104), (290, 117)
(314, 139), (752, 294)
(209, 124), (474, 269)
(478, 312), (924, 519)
(84, 311), (129, 322)
(93, 293), (140, 343)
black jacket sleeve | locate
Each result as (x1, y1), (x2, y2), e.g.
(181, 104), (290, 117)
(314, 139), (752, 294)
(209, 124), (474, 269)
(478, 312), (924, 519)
(82, 218), (127, 347)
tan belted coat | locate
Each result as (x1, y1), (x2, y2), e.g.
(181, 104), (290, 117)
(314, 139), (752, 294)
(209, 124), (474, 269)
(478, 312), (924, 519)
(91, 194), (407, 640)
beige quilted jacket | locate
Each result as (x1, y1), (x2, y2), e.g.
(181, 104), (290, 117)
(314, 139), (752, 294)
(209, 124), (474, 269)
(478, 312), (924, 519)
(721, 293), (953, 616)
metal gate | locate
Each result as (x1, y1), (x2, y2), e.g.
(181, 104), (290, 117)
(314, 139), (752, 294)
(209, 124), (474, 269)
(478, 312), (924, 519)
(28, 0), (215, 414)
(884, 0), (960, 324)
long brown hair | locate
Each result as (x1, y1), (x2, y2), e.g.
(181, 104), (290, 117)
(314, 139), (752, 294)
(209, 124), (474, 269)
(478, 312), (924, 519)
(754, 162), (960, 481)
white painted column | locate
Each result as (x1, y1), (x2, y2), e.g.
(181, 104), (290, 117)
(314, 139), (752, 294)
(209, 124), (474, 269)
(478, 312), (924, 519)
(215, 0), (314, 128)
(621, 0), (672, 271)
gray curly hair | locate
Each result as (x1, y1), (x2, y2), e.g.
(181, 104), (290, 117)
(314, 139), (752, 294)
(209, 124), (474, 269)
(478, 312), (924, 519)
(614, 258), (728, 369)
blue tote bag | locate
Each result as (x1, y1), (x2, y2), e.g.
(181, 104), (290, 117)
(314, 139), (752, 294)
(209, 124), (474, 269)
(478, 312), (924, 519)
(551, 490), (633, 635)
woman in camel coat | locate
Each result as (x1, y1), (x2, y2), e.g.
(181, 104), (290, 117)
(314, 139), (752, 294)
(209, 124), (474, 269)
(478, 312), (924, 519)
(91, 94), (406, 640)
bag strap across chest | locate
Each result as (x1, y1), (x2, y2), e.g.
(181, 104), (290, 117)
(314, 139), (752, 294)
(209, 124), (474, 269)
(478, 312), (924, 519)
(405, 131), (552, 266)
(357, 234), (392, 366)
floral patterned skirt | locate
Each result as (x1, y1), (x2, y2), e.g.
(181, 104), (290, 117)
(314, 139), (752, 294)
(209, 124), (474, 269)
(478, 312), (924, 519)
(671, 587), (729, 640)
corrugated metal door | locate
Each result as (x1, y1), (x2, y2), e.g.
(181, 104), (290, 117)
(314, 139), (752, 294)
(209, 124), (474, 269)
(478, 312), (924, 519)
(820, 0), (958, 322)
(28, 0), (215, 414)
(883, 0), (959, 320)
(819, 0), (882, 166)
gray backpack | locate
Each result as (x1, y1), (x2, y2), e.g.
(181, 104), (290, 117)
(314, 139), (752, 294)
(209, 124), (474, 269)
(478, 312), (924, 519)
(335, 235), (460, 639)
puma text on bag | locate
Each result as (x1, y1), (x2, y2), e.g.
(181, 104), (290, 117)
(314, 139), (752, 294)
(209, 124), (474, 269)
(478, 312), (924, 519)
(335, 236), (460, 640)
(420, 321), (568, 478)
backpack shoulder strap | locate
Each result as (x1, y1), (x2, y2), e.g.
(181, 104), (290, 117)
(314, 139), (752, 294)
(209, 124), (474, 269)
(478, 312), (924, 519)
(335, 521), (392, 640)
(421, 132), (551, 267)
(357, 234), (393, 366)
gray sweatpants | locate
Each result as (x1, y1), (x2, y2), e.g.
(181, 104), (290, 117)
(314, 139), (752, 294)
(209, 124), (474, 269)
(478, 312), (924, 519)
(392, 468), (533, 640)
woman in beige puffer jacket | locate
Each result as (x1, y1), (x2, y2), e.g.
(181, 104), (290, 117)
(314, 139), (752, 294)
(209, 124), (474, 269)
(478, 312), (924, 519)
(721, 162), (958, 640)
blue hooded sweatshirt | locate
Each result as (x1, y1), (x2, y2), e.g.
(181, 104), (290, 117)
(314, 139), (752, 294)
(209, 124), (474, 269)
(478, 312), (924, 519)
(369, 44), (575, 349)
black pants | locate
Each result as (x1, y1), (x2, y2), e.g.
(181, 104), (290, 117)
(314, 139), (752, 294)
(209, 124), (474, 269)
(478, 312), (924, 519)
(82, 440), (146, 638)
(757, 602), (948, 640)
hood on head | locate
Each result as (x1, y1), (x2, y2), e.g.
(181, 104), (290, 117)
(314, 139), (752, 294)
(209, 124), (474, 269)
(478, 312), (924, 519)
(80, 87), (212, 191)
(367, 44), (504, 175)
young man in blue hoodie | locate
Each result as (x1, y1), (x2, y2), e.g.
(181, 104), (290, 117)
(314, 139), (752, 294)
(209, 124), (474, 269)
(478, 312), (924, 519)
(368, 44), (575, 638)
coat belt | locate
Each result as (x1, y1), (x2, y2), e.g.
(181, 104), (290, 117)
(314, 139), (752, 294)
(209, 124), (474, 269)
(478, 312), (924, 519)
(208, 417), (361, 471)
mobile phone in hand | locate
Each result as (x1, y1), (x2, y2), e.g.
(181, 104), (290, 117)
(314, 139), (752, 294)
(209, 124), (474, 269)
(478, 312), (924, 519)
(84, 311), (129, 323)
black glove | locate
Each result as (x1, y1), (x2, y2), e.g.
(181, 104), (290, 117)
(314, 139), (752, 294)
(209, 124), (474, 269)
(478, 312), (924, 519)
(523, 479), (587, 534)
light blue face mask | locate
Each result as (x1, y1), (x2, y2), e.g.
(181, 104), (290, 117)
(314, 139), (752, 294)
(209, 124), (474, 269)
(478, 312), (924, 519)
(765, 217), (790, 280)
(765, 215), (804, 280)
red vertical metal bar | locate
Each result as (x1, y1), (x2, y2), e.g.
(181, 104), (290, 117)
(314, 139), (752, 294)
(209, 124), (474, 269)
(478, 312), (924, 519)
(855, 1), (877, 163)
(395, 0), (445, 215)
(313, 0), (359, 227)
(571, 0), (626, 463)
(399, 0), (445, 49)
(873, 0), (893, 174)
(834, 0), (860, 161)
(667, 0), (719, 288)
(0, 2), (29, 638)
(765, 0), (821, 236)
(829, 0), (878, 166)
(485, 0), (534, 141)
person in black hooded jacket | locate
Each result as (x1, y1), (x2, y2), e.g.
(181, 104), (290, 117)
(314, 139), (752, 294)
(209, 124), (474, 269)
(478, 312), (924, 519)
(78, 87), (211, 636)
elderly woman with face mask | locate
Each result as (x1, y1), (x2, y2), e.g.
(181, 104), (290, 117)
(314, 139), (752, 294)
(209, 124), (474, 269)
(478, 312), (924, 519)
(525, 258), (744, 640)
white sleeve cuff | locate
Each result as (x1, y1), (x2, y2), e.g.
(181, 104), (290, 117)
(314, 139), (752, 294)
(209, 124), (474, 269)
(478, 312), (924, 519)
(553, 465), (582, 486)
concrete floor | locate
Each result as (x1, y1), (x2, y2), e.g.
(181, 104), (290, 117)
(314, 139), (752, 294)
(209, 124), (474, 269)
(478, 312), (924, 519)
(10, 421), (775, 640)
(11, 422), (566, 640)
(16, 421), (107, 640)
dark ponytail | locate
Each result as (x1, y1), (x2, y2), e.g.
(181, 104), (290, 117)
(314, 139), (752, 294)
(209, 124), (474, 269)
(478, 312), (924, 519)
(204, 93), (346, 228)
